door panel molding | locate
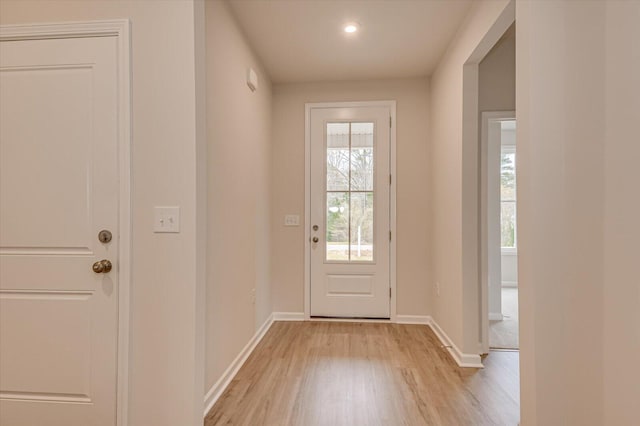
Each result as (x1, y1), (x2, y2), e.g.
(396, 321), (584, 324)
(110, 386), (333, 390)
(1, 20), (131, 426)
(305, 101), (397, 321)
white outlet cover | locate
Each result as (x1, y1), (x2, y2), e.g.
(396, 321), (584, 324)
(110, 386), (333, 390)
(154, 206), (180, 233)
(284, 214), (300, 226)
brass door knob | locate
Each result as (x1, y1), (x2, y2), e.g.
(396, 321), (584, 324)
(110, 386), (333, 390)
(92, 259), (113, 274)
(312, 237), (319, 243)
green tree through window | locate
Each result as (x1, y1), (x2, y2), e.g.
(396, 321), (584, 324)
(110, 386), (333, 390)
(326, 122), (374, 261)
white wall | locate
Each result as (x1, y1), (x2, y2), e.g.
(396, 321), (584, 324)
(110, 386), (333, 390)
(479, 26), (515, 113)
(517, 0), (640, 424)
(428, 0), (512, 354)
(0, 1), (207, 425)
(272, 78), (430, 316)
(204, 0), (273, 392)
(501, 252), (518, 286)
(603, 3), (640, 424)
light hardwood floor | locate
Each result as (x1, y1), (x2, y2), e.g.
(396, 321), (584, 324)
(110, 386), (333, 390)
(205, 321), (519, 426)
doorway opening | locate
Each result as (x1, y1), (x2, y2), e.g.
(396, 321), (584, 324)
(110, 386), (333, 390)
(482, 115), (518, 350)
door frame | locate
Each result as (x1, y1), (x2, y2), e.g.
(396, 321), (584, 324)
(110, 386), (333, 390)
(304, 101), (397, 321)
(459, 1), (515, 359)
(0, 20), (132, 426)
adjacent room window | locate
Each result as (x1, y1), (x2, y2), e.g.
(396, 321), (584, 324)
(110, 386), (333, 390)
(500, 145), (517, 250)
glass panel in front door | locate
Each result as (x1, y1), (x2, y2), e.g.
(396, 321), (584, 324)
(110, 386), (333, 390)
(326, 122), (375, 262)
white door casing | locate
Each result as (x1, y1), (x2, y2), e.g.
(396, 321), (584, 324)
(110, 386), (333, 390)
(307, 103), (395, 319)
(0, 21), (130, 426)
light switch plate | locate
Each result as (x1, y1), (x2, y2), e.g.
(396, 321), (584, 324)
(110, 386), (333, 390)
(154, 206), (180, 233)
(284, 214), (300, 226)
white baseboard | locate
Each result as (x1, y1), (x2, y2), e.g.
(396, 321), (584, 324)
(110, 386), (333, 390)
(502, 281), (518, 288)
(272, 312), (305, 321)
(203, 313), (274, 418)
(428, 318), (484, 368)
(489, 312), (504, 321)
(396, 315), (431, 325)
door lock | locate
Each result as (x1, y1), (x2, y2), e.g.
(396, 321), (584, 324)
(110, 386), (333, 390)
(98, 230), (112, 244)
(312, 225), (319, 231)
(92, 259), (113, 274)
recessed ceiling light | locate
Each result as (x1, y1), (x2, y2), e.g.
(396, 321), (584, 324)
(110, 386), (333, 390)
(344, 24), (358, 33)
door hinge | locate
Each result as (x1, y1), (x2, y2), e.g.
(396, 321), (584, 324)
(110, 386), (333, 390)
(389, 230), (392, 241)
(389, 287), (392, 299)
(389, 174), (392, 185)
(389, 116), (392, 128)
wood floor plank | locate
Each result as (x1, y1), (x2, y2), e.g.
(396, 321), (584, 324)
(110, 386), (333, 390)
(205, 321), (520, 426)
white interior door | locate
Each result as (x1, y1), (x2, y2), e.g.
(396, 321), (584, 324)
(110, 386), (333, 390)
(310, 105), (391, 318)
(0, 35), (119, 426)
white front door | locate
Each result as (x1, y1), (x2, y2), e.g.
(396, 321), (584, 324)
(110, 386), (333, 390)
(309, 105), (392, 318)
(0, 35), (119, 425)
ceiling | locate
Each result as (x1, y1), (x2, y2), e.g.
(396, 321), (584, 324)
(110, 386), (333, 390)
(227, 0), (474, 84)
